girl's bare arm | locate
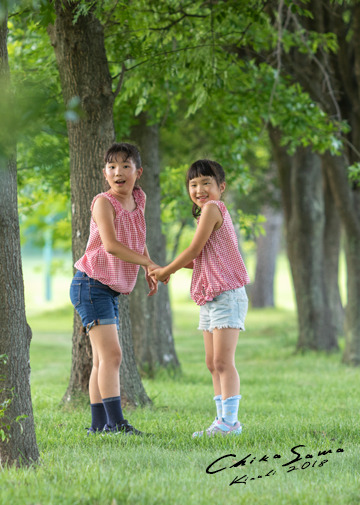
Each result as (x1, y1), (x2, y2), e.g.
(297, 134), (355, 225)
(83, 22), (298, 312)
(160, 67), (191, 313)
(150, 203), (222, 280)
(92, 197), (156, 268)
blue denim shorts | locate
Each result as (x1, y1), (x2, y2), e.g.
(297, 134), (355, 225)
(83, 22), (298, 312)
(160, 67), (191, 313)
(198, 286), (248, 333)
(69, 271), (120, 334)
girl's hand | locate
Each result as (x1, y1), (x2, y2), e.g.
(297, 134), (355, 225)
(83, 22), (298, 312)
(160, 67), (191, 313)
(144, 265), (158, 296)
(148, 264), (171, 284)
(149, 267), (170, 283)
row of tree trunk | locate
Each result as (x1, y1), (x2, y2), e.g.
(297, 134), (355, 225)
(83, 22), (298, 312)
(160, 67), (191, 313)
(273, 0), (360, 362)
(252, 133), (344, 352)
(253, 1), (360, 362)
(270, 129), (342, 351)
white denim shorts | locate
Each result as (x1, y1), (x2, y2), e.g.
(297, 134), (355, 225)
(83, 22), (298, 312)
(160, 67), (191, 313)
(198, 286), (248, 333)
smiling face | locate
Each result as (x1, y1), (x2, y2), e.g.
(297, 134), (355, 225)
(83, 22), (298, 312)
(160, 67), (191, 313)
(188, 175), (226, 209)
(186, 160), (226, 217)
(103, 154), (143, 197)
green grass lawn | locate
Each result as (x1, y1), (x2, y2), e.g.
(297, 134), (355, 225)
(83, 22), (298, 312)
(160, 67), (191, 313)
(0, 295), (359, 505)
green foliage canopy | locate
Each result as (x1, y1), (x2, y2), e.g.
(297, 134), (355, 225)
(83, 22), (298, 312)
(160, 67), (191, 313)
(4, 0), (352, 253)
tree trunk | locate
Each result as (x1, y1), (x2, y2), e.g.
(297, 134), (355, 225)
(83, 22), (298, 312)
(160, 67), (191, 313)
(118, 294), (151, 405)
(129, 114), (180, 374)
(322, 153), (360, 365)
(0, 13), (39, 466)
(48, 0), (150, 405)
(270, 128), (338, 351)
(322, 164), (344, 336)
(251, 205), (283, 308)
(343, 232), (360, 365)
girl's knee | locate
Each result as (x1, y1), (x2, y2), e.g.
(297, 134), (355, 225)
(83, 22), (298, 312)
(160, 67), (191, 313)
(205, 356), (215, 374)
(100, 347), (122, 369)
(213, 357), (231, 374)
(112, 347), (122, 368)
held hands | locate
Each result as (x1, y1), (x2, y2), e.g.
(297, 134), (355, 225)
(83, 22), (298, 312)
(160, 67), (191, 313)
(143, 262), (170, 296)
(144, 264), (159, 297)
(148, 264), (171, 284)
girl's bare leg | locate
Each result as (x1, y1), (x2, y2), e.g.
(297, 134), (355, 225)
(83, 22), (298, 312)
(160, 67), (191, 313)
(203, 330), (221, 396)
(88, 343), (102, 404)
(212, 327), (240, 400)
(88, 324), (122, 399)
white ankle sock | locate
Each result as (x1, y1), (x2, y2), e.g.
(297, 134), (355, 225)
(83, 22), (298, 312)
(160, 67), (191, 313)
(222, 395), (241, 425)
(213, 395), (222, 420)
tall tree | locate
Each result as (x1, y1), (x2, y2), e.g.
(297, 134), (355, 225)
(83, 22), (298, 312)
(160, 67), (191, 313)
(273, 0), (360, 363)
(0, 8), (38, 466)
(47, 0), (151, 405)
(270, 128), (339, 350)
(251, 205), (283, 308)
(245, 159), (284, 309)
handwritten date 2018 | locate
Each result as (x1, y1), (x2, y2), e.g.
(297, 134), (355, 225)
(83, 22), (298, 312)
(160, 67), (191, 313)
(205, 445), (344, 486)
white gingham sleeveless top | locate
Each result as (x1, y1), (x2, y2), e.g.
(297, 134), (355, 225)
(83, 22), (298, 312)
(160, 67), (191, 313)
(74, 187), (146, 294)
(190, 200), (250, 306)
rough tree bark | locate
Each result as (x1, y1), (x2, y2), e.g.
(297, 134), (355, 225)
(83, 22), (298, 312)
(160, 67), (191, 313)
(129, 114), (180, 374)
(251, 205), (283, 308)
(322, 164), (344, 336)
(48, 0), (150, 404)
(118, 294), (151, 405)
(270, 128), (338, 351)
(0, 12), (39, 466)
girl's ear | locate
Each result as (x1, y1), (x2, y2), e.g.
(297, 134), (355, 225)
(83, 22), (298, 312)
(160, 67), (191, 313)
(102, 168), (110, 190)
(136, 167), (143, 179)
(220, 181), (226, 194)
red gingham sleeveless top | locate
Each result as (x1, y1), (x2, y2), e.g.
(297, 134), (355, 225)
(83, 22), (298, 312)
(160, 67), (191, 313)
(190, 200), (250, 306)
(74, 187), (146, 294)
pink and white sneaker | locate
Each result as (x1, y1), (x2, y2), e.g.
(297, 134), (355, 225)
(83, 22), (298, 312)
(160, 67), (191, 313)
(192, 418), (218, 438)
(192, 418), (242, 438)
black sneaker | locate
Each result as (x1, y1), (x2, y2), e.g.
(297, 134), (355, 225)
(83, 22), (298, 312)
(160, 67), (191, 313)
(86, 426), (100, 436)
(103, 419), (144, 436)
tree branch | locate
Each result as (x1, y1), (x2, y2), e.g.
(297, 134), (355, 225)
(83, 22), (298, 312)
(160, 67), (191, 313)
(289, 11), (342, 123)
(102, 0), (122, 30)
(149, 10), (208, 32)
(113, 62), (126, 99)
(111, 42), (227, 74)
(266, 0), (285, 125)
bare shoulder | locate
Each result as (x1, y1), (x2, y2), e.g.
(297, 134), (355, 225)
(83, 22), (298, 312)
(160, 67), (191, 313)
(204, 201), (222, 212)
(92, 195), (116, 219)
(199, 202), (223, 229)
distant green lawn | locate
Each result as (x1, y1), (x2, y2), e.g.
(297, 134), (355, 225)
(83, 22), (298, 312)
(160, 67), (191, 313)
(21, 248), (299, 312)
(1, 288), (359, 504)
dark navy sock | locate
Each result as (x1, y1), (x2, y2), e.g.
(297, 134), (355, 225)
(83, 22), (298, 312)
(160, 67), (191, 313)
(102, 396), (124, 427)
(90, 402), (108, 431)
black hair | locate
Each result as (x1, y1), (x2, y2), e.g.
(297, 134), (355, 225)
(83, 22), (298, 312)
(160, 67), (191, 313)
(104, 142), (142, 168)
(186, 159), (226, 218)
